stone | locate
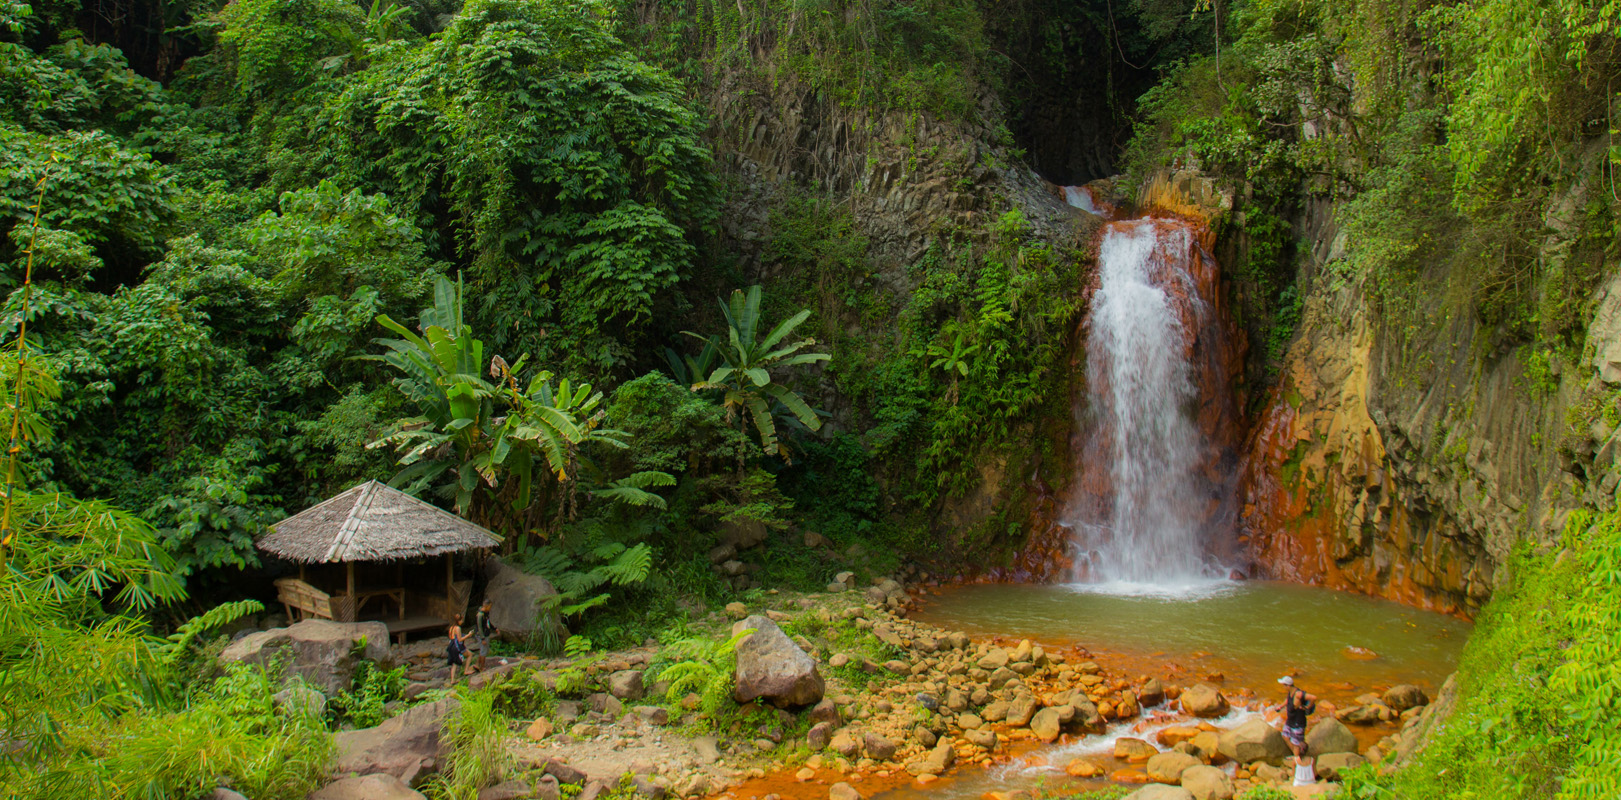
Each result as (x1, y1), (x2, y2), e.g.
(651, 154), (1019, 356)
(633, 706), (669, 725)
(977, 648), (1010, 670)
(957, 712), (983, 730)
(808, 722), (834, 750)
(919, 740), (955, 775)
(1305, 718), (1357, 756)
(731, 615), (825, 708)
(835, 571), (855, 585)
(1114, 737), (1158, 763)
(1382, 684), (1430, 712)
(1030, 707), (1062, 742)
(1006, 695), (1038, 727)
(333, 698), (458, 785)
(691, 737), (721, 765)
(1156, 726), (1201, 748)
(1069, 698), (1107, 732)
(1178, 684), (1229, 718)
(831, 731), (861, 757)
(981, 700), (1010, 722)
(631, 776), (666, 800)
(607, 670), (645, 700)
(1010, 640), (1033, 663)
(208, 790), (249, 800)
(1251, 763), (1288, 785)
(1120, 785), (1194, 800)
(708, 544), (737, 564)
(527, 717), (554, 740)
(830, 782), (863, 800)
(272, 685), (326, 718)
(863, 732), (897, 759)
(218, 619), (390, 695)
(811, 698), (842, 726)
(725, 602), (749, 619)
(1179, 765), (1235, 800)
(545, 758), (587, 785)
(1190, 731), (1224, 763)
(1146, 751), (1201, 783)
(484, 558), (563, 642)
(1216, 719), (1289, 765)
(964, 729), (997, 750)
(587, 693), (623, 716)
(1339, 704), (1386, 725)
(534, 775), (561, 800)
(480, 780), (537, 800)
(1316, 752), (1368, 780)
(1139, 678), (1166, 707)
(914, 726), (937, 747)
(310, 774), (426, 800)
(1065, 758), (1104, 777)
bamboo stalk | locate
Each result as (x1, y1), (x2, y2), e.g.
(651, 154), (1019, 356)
(0, 157), (54, 555)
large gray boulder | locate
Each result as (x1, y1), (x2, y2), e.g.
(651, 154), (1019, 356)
(485, 559), (563, 642)
(218, 619), (390, 694)
(1179, 765), (1235, 800)
(731, 615), (824, 708)
(310, 774), (427, 800)
(1179, 684), (1230, 718)
(1305, 717), (1358, 756)
(333, 698), (459, 785)
(1217, 718), (1290, 765)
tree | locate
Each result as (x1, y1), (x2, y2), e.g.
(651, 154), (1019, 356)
(684, 285), (830, 462)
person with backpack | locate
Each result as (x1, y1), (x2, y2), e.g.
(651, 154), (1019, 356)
(1275, 675), (1318, 785)
(473, 597), (497, 673)
(446, 614), (468, 682)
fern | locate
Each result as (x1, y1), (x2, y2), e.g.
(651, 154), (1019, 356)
(156, 599), (265, 666)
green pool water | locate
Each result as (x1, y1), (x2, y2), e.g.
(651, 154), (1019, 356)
(912, 580), (1472, 703)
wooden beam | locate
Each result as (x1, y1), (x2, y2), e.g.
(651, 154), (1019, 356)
(445, 554), (454, 613)
(346, 561), (356, 598)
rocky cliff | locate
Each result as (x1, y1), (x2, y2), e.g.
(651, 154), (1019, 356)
(1237, 165), (1621, 615)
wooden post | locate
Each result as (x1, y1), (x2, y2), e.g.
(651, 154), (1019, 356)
(445, 553), (454, 616)
(299, 563), (306, 582)
(396, 562), (405, 619)
(346, 561), (356, 598)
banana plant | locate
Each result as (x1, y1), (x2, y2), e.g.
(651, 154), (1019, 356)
(919, 326), (978, 406)
(683, 285), (830, 461)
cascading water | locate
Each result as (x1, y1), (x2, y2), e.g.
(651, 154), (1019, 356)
(1059, 185), (1244, 589)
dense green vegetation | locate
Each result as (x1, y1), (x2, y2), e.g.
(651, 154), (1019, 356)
(1339, 507), (1621, 799)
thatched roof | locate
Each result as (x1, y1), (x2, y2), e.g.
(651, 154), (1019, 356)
(258, 481), (501, 563)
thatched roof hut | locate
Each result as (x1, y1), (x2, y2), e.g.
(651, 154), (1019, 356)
(259, 480), (500, 563)
(258, 481), (500, 630)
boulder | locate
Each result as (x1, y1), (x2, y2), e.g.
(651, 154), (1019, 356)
(606, 670), (645, 701)
(1216, 719), (1289, 765)
(1006, 695), (1038, 727)
(333, 698), (459, 785)
(1316, 751), (1367, 780)
(1030, 707), (1063, 742)
(1069, 698), (1107, 732)
(1190, 731), (1224, 763)
(1065, 759), (1104, 778)
(208, 790), (249, 800)
(310, 774), (426, 800)
(218, 619), (390, 695)
(1179, 765), (1235, 800)
(863, 732), (897, 760)
(481, 780), (538, 800)
(1339, 704), (1386, 725)
(1382, 684), (1429, 712)
(830, 731), (861, 757)
(545, 758), (588, 785)
(807, 722), (833, 750)
(484, 559), (563, 642)
(633, 706), (669, 725)
(919, 740), (955, 775)
(811, 698), (842, 726)
(830, 783), (863, 800)
(1114, 737), (1158, 762)
(527, 717), (554, 740)
(731, 615), (825, 708)
(1178, 684), (1229, 718)
(1305, 718), (1358, 756)
(272, 685), (326, 718)
(1146, 751), (1201, 783)
(1139, 678), (1166, 707)
(1121, 785), (1194, 800)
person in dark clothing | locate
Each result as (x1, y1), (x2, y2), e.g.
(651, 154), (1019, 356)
(1275, 675), (1318, 780)
(446, 614), (467, 682)
(473, 598), (496, 672)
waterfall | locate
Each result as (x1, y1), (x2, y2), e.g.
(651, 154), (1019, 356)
(1061, 186), (1237, 589)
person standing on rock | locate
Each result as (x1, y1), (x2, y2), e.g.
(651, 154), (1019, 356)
(447, 614), (468, 682)
(473, 597), (496, 673)
(1274, 676), (1317, 784)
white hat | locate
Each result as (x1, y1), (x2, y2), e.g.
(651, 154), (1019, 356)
(1277, 676), (1294, 686)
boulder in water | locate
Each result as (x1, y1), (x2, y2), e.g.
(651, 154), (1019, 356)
(1030, 707), (1063, 742)
(1139, 677), (1166, 707)
(1179, 683), (1229, 718)
(1382, 684), (1429, 711)
(1216, 718), (1289, 765)
(1114, 737), (1158, 762)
